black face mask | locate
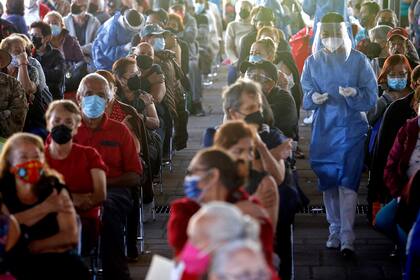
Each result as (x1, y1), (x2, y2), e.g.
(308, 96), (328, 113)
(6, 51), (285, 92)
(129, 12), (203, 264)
(239, 9), (250, 19)
(87, 3), (99, 14)
(378, 21), (395, 28)
(31, 36), (43, 49)
(136, 54), (154, 70)
(51, 124), (73, 145)
(127, 74), (142, 92)
(71, 3), (85, 15)
(244, 111), (264, 126)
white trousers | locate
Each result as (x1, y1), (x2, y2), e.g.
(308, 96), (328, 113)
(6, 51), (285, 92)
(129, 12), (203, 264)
(323, 186), (358, 245)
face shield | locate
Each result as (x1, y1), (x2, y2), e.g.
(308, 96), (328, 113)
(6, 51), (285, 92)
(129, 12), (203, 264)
(312, 22), (352, 61)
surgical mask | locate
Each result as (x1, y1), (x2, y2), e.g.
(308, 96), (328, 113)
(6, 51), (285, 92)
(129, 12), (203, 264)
(322, 37), (344, 53)
(180, 242), (211, 275)
(239, 9), (250, 19)
(183, 175), (202, 199)
(136, 54), (154, 70)
(248, 55), (264, 63)
(81, 95), (106, 119)
(50, 24), (62, 37)
(387, 76), (407, 90)
(31, 36), (43, 49)
(194, 3), (205, 14)
(10, 160), (44, 185)
(244, 111), (264, 126)
(152, 37), (165, 52)
(10, 55), (19, 68)
(51, 124), (73, 145)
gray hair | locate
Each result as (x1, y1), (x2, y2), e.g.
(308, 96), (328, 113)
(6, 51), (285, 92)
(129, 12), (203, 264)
(187, 202), (260, 246)
(369, 25), (392, 43)
(77, 73), (114, 100)
(210, 240), (268, 278)
(222, 78), (263, 118)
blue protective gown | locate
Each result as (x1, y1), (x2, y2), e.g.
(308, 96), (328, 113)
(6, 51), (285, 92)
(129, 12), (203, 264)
(92, 12), (137, 70)
(301, 49), (377, 192)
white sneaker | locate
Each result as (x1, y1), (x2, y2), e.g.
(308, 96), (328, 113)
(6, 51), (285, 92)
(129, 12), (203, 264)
(303, 112), (314, 125)
(326, 236), (340, 249)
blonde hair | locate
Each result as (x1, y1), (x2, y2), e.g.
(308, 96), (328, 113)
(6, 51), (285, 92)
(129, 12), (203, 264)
(0, 34), (27, 52)
(44, 11), (65, 27)
(257, 26), (284, 43)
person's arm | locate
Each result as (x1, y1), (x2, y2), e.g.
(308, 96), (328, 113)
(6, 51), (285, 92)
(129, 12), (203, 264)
(28, 189), (79, 253)
(139, 94), (160, 129)
(224, 23), (239, 62)
(301, 57), (324, 111)
(72, 168), (107, 211)
(147, 71), (166, 103)
(1, 78), (28, 136)
(253, 136), (285, 185)
(342, 56), (378, 112)
(252, 175), (279, 229)
(42, 51), (66, 84)
(384, 124), (409, 198)
(107, 172), (140, 189)
(269, 139), (293, 161)
(6, 214), (20, 252)
(272, 93), (298, 138)
(16, 53), (37, 95)
(14, 189), (72, 227)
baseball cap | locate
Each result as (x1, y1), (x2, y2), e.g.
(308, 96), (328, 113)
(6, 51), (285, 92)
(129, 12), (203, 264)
(0, 50), (11, 69)
(140, 23), (169, 38)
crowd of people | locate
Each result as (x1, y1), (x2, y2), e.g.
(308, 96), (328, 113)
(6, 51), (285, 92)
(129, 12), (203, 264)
(0, 0), (418, 280)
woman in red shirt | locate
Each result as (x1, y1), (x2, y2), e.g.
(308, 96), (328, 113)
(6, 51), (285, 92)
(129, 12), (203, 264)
(44, 100), (107, 251)
(167, 148), (274, 269)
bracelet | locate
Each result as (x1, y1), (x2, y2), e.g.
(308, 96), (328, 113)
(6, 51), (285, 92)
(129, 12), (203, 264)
(18, 63), (28, 67)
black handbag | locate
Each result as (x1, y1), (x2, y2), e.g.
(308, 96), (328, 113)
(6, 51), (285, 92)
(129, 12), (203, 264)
(64, 61), (88, 92)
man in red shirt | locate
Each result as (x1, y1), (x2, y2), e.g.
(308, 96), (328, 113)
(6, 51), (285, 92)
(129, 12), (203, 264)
(74, 73), (142, 280)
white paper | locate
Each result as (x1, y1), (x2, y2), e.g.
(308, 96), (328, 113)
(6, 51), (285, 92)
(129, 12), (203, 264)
(145, 255), (181, 280)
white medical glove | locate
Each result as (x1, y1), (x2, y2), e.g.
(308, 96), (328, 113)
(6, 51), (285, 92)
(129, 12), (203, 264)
(339, 86), (357, 97)
(312, 92), (329, 105)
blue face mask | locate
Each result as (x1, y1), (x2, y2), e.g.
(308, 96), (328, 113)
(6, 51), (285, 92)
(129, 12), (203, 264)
(50, 24), (62, 37)
(387, 76), (407, 90)
(183, 175), (202, 199)
(194, 3), (205, 14)
(10, 55), (19, 68)
(248, 55), (264, 63)
(152, 37), (165, 52)
(81, 95), (106, 119)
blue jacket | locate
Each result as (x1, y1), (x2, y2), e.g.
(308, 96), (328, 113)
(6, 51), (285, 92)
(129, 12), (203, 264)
(92, 12), (136, 70)
(301, 49), (377, 191)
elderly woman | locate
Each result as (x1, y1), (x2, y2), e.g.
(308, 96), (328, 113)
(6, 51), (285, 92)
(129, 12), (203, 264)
(214, 121), (279, 227)
(209, 240), (273, 280)
(112, 57), (160, 130)
(0, 34), (51, 137)
(179, 202), (262, 278)
(369, 25), (393, 76)
(0, 133), (90, 279)
(43, 11), (84, 64)
(168, 148), (274, 269)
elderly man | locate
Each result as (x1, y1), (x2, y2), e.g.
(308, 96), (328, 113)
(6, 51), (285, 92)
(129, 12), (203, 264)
(74, 73), (143, 280)
(0, 49), (28, 138)
(64, 0), (101, 61)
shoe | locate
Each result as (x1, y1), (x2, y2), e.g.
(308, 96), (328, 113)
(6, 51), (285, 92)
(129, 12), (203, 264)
(340, 243), (355, 258)
(326, 236), (340, 249)
(303, 112), (314, 125)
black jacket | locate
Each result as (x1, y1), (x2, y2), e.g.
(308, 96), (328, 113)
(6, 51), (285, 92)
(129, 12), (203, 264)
(33, 44), (65, 100)
(266, 86), (298, 139)
(368, 93), (417, 202)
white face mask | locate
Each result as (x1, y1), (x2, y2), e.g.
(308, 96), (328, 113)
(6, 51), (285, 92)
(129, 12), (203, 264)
(322, 37), (344, 53)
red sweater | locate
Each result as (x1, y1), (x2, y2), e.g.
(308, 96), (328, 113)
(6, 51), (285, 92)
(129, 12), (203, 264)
(384, 117), (419, 198)
(167, 196), (275, 266)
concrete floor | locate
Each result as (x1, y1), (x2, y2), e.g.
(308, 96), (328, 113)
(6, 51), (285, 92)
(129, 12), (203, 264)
(128, 68), (402, 280)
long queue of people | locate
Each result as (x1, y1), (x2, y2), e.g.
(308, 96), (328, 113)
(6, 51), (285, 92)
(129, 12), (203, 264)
(0, 0), (419, 280)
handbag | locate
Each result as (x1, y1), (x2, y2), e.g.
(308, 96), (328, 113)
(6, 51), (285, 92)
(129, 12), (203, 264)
(64, 61), (88, 92)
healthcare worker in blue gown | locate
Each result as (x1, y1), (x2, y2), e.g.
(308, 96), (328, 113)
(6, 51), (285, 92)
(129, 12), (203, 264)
(301, 12), (377, 257)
